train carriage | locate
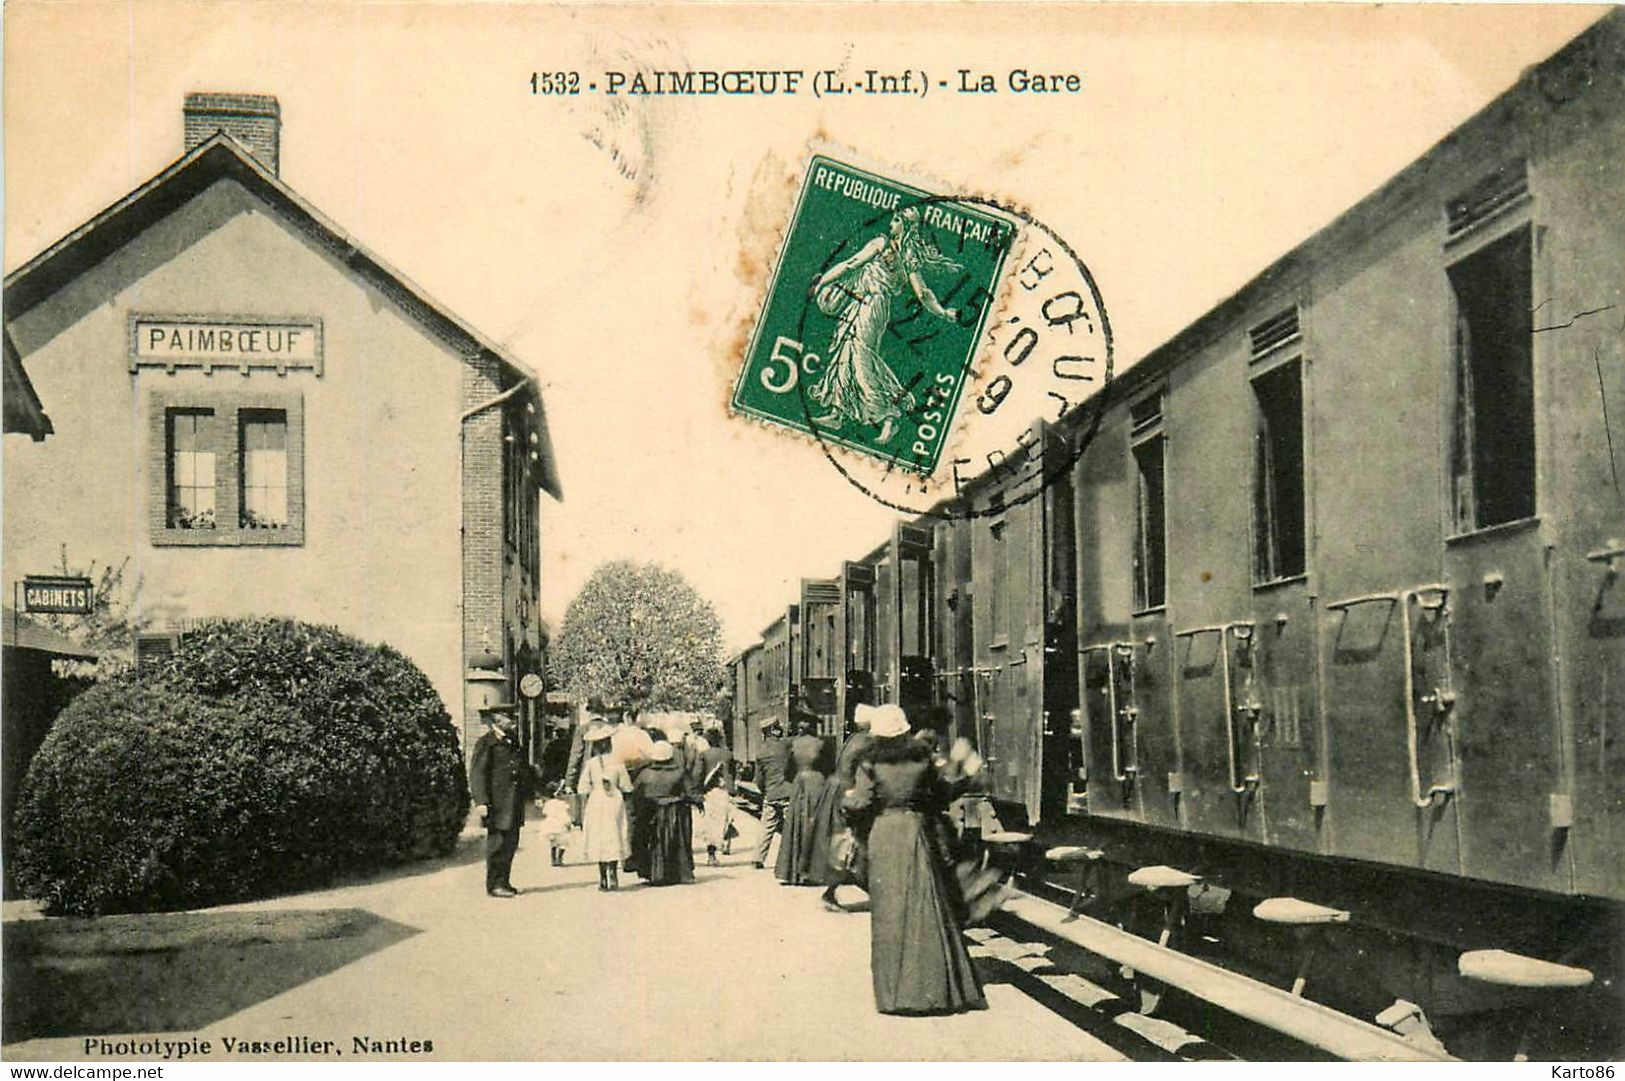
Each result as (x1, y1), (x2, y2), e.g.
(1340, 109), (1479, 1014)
(728, 15), (1624, 1055)
(1066, 10), (1625, 906)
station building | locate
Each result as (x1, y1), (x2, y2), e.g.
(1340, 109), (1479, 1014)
(2, 93), (561, 760)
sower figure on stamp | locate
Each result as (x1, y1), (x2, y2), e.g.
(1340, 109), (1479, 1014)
(753, 716), (795, 869)
(806, 205), (962, 446)
(471, 701), (531, 899)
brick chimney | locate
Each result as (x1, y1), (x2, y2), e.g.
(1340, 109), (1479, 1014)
(183, 92), (280, 175)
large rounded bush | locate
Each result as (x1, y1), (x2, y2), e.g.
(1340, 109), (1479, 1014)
(12, 618), (468, 915)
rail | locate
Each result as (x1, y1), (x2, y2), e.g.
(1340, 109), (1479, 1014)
(1000, 890), (1456, 1062)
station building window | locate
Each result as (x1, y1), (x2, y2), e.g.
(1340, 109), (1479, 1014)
(239, 410), (290, 529)
(1449, 225), (1535, 531)
(1131, 391), (1166, 611)
(150, 390), (304, 546)
(1251, 360), (1306, 582)
(167, 409), (218, 529)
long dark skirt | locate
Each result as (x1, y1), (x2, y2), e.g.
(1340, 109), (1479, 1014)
(775, 770), (834, 885)
(641, 801), (695, 886)
(865, 808), (986, 1015)
(818, 775), (868, 888)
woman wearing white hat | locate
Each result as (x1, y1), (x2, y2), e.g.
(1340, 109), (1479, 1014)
(578, 721), (632, 891)
(842, 703), (989, 1015)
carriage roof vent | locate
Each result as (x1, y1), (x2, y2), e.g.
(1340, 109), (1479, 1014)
(802, 580), (841, 605)
(1446, 161), (1529, 240)
(1248, 307), (1301, 361)
(1129, 389), (1165, 437)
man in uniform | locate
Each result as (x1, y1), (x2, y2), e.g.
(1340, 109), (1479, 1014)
(471, 701), (530, 898)
(753, 716), (795, 869)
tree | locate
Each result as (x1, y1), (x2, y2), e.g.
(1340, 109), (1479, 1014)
(38, 544), (150, 679)
(549, 561), (722, 716)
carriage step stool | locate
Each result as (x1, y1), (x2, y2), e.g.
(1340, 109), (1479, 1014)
(1121, 865), (1201, 1014)
(1456, 948), (1594, 1060)
(1253, 896), (1351, 997)
(980, 830), (1035, 882)
(1044, 845), (1104, 920)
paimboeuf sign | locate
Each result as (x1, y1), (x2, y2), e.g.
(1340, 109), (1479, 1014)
(129, 315), (323, 375)
(22, 576), (95, 615)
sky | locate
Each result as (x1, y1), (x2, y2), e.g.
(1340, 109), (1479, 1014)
(3, 2), (1608, 653)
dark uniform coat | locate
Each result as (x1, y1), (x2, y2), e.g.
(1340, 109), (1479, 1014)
(471, 731), (530, 831)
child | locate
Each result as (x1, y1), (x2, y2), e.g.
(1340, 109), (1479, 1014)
(538, 785), (574, 867)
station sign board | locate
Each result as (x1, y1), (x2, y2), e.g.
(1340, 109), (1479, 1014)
(21, 575), (95, 615)
(129, 315), (323, 374)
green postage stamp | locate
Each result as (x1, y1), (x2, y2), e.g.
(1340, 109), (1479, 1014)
(732, 155), (1016, 475)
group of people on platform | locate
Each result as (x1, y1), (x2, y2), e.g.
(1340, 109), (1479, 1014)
(566, 709), (735, 891)
(471, 702), (734, 895)
(471, 695), (1002, 1018)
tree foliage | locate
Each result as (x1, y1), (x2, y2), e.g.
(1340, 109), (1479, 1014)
(549, 562), (722, 715)
(38, 544), (150, 679)
(12, 617), (466, 915)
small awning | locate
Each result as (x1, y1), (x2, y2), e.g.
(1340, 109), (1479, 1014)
(1, 607), (98, 659)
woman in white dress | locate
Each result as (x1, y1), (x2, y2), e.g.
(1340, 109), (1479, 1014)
(579, 723), (632, 891)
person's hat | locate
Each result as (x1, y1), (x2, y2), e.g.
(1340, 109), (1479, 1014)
(583, 721), (613, 742)
(852, 703), (878, 729)
(758, 715), (778, 730)
(870, 704), (910, 739)
(649, 741), (675, 763)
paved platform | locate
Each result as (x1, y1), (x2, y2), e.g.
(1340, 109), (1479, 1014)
(4, 813), (1126, 1062)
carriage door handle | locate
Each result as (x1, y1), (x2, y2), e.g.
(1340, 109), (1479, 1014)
(1401, 585), (1454, 807)
(1111, 643), (1138, 784)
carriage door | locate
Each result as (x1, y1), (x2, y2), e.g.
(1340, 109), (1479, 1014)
(937, 520), (978, 748)
(1080, 643), (1142, 819)
(840, 562), (877, 727)
(1175, 624), (1266, 842)
(800, 579), (841, 735)
(895, 523), (938, 726)
(1323, 590), (1461, 875)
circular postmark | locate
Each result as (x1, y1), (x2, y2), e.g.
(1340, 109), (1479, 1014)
(782, 189), (1114, 521)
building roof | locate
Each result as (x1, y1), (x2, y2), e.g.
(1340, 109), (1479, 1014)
(3, 331), (52, 441)
(3, 132), (561, 498)
(0, 607), (99, 659)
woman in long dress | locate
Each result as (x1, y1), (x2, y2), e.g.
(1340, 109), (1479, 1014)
(579, 724), (632, 891)
(842, 704), (989, 1015)
(632, 741), (696, 886)
(697, 727), (734, 866)
(807, 206), (963, 446)
(775, 720), (833, 885)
